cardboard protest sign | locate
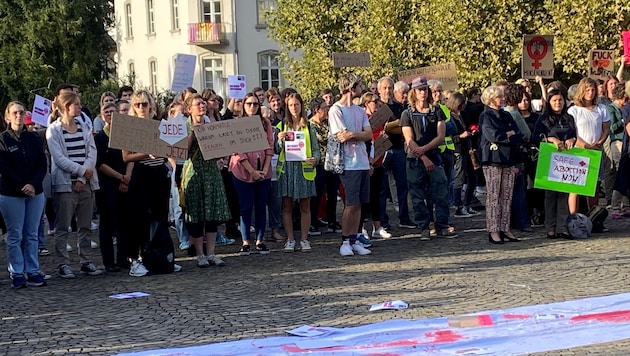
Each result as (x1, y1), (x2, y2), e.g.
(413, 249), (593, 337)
(158, 113), (188, 145)
(373, 136), (392, 162)
(522, 35), (554, 79)
(109, 113), (188, 160)
(171, 53), (196, 93)
(588, 50), (614, 79)
(31, 94), (52, 127)
(397, 63), (458, 91)
(369, 104), (394, 131)
(623, 31), (630, 64)
(192, 116), (270, 160)
(533, 143), (601, 196)
(332, 52), (371, 67)
(228, 75), (247, 99)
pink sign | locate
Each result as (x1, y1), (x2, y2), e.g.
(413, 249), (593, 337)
(623, 31), (630, 64)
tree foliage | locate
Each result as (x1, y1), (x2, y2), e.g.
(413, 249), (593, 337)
(0, 0), (114, 111)
(268, 0), (630, 98)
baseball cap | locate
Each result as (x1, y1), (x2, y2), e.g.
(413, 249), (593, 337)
(411, 76), (428, 90)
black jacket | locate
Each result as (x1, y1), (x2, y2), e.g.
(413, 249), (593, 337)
(0, 127), (47, 197)
(478, 106), (522, 167)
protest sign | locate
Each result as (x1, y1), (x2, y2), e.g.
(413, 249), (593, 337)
(373, 136), (392, 162)
(397, 63), (458, 91)
(31, 94), (52, 127)
(588, 50), (614, 79)
(522, 35), (554, 79)
(192, 115), (270, 160)
(623, 31), (630, 64)
(284, 131), (307, 161)
(332, 52), (371, 67)
(158, 113), (188, 146)
(369, 104), (394, 131)
(171, 53), (196, 93)
(228, 75), (247, 99)
(533, 143), (601, 196)
(109, 113), (188, 160)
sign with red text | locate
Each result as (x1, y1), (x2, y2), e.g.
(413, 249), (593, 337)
(159, 113), (188, 145)
(534, 143), (601, 196)
(284, 131), (307, 161)
(227, 75), (247, 99)
(522, 35), (554, 79)
(31, 94), (52, 127)
(192, 116), (270, 160)
(397, 63), (459, 91)
(109, 113), (188, 160)
(588, 50), (615, 79)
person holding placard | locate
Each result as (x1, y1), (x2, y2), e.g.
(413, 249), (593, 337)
(276, 93), (320, 253)
(532, 89), (577, 239)
(181, 94), (231, 268)
(229, 93), (274, 256)
(568, 78), (610, 215)
(607, 83), (630, 216)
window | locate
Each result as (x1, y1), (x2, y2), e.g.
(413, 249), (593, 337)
(259, 51), (280, 90)
(125, 3), (133, 38)
(149, 59), (158, 94)
(202, 58), (224, 95)
(202, 0), (221, 23)
(128, 61), (135, 77)
(147, 0), (156, 34)
(170, 0), (180, 30)
(256, 0), (276, 26)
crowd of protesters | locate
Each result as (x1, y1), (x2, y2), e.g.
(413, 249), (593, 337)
(1, 67), (628, 288)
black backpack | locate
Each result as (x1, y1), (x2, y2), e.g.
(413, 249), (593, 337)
(143, 222), (175, 274)
(586, 206), (608, 233)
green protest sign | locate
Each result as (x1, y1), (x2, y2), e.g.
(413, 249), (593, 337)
(533, 143), (601, 196)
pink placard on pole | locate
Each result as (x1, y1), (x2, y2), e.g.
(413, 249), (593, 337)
(623, 31), (630, 64)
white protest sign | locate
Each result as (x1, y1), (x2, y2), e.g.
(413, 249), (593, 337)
(522, 35), (554, 79)
(547, 152), (590, 186)
(171, 53), (197, 93)
(159, 113), (188, 146)
(228, 75), (247, 99)
(588, 50), (615, 79)
(32, 94), (52, 127)
(284, 131), (307, 161)
(192, 115), (270, 160)
(369, 300), (409, 311)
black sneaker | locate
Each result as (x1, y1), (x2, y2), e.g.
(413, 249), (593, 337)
(255, 243), (270, 255)
(308, 226), (322, 236)
(399, 221), (418, 229)
(80, 262), (104, 276)
(12, 275), (27, 289)
(58, 264), (76, 279)
(327, 222), (342, 233)
(26, 273), (47, 287)
(239, 245), (251, 256)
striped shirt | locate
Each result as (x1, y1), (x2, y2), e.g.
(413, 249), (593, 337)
(62, 122), (86, 181)
(138, 157), (166, 167)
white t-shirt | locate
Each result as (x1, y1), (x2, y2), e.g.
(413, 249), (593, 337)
(567, 104), (610, 145)
(328, 103), (370, 170)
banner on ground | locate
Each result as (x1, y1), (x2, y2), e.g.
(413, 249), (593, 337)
(522, 35), (554, 79)
(192, 115), (270, 160)
(397, 62), (458, 91)
(588, 49), (615, 79)
(332, 52), (371, 67)
(170, 53), (196, 93)
(533, 143), (601, 196)
(109, 113), (188, 160)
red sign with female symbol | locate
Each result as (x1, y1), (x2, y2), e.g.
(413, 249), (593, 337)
(522, 35), (554, 79)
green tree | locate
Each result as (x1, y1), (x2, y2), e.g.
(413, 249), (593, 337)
(0, 0), (114, 111)
(268, 0), (630, 96)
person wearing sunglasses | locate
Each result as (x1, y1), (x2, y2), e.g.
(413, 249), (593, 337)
(229, 93), (274, 256)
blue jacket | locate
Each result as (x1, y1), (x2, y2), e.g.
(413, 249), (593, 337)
(0, 127), (47, 197)
(479, 106), (522, 167)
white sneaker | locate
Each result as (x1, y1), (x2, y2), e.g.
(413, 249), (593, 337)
(283, 240), (296, 253)
(66, 243), (72, 252)
(300, 240), (312, 252)
(90, 241), (98, 249)
(362, 227), (369, 237)
(351, 242), (372, 255)
(206, 254), (226, 266)
(373, 227), (392, 239)
(129, 259), (149, 277)
(197, 255), (210, 268)
(339, 241), (354, 256)
(173, 264), (182, 272)
(90, 221), (99, 230)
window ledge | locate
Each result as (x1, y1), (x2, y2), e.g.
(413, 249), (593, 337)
(255, 24), (268, 30)
(125, 36), (134, 41)
(146, 33), (156, 39)
(170, 28), (181, 34)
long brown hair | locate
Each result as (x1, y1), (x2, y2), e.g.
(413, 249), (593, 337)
(573, 78), (598, 108)
(242, 92), (268, 131)
(283, 93), (308, 129)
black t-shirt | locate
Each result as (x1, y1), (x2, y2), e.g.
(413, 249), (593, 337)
(400, 106), (446, 162)
(387, 100), (406, 150)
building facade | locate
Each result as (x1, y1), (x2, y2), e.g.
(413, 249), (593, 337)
(113, 0), (283, 99)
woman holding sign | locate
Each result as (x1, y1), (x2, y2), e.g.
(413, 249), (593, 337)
(276, 93), (320, 252)
(532, 89), (577, 239)
(229, 93), (274, 256)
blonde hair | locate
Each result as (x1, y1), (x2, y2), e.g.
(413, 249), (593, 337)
(573, 78), (599, 107)
(4, 101), (25, 119)
(481, 86), (503, 106)
(130, 89), (157, 119)
(360, 92), (377, 107)
(56, 91), (81, 115)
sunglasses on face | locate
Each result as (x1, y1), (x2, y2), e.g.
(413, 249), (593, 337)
(134, 102), (150, 108)
(244, 102), (259, 106)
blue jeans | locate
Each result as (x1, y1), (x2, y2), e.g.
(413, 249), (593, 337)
(0, 193), (46, 277)
(232, 177), (271, 242)
(38, 212), (46, 248)
(381, 148), (411, 224)
(511, 164), (530, 229)
(406, 159), (449, 231)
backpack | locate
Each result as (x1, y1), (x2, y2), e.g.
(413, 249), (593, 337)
(586, 206), (608, 233)
(566, 213), (592, 239)
(143, 221), (175, 274)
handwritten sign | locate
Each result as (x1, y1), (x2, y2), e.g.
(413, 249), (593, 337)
(109, 113), (188, 160)
(588, 50), (614, 79)
(369, 104), (394, 131)
(192, 116), (270, 160)
(159, 113), (188, 145)
(397, 63), (458, 91)
(533, 143), (601, 196)
(31, 94), (52, 127)
(228, 75), (247, 99)
(373, 136), (392, 162)
(332, 52), (371, 67)
(171, 53), (196, 93)
(522, 35), (554, 79)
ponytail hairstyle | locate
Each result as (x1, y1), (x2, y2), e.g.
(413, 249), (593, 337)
(56, 91), (81, 116)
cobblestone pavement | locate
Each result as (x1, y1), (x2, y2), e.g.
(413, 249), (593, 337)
(2, 203), (630, 355)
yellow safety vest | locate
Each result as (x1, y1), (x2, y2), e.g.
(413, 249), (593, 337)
(438, 103), (455, 152)
(276, 122), (316, 181)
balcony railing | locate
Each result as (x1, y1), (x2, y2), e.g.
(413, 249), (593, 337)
(188, 23), (224, 44)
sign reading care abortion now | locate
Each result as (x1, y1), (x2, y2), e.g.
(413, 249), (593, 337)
(533, 143), (602, 196)
(192, 116), (270, 160)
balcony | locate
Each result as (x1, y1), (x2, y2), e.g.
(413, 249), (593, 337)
(188, 23), (227, 45)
